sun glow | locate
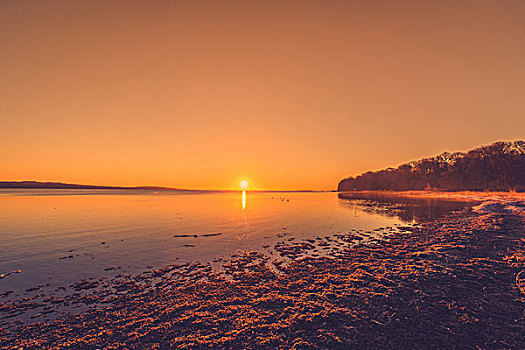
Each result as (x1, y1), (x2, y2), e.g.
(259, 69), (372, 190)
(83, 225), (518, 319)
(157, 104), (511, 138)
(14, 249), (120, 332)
(240, 180), (248, 190)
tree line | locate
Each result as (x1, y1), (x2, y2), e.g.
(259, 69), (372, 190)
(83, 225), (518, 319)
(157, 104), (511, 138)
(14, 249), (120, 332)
(338, 141), (525, 192)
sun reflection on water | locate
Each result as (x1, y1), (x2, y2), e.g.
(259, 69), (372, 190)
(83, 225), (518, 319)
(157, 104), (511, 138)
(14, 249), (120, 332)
(241, 190), (246, 210)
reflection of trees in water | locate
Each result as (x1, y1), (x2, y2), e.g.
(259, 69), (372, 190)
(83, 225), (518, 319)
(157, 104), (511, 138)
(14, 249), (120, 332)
(338, 193), (472, 223)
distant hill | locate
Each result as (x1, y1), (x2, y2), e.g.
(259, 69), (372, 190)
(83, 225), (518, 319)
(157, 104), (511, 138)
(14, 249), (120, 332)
(338, 141), (525, 192)
(0, 181), (187, 191)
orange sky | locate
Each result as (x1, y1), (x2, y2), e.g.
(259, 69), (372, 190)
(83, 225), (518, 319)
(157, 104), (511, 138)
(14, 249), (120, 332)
(1, 1), (524, 190)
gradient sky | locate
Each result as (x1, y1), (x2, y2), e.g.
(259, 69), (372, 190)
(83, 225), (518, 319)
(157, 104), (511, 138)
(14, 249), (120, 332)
(1, 1), (524, 190)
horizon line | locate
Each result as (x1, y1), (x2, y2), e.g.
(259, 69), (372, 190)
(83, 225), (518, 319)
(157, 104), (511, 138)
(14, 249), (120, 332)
(0, 180), (336, 193)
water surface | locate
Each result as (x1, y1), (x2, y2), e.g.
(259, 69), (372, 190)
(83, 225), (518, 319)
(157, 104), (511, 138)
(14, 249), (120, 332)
(0, 189), (466, 293)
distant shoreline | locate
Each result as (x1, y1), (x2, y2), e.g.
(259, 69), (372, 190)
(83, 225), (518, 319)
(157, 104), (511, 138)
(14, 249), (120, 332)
(0, 181), (189, 191)
(0, 181), (334, 193)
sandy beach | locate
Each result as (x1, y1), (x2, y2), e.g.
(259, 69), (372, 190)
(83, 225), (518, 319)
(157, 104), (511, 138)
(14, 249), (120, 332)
(1, 192), (524, 349)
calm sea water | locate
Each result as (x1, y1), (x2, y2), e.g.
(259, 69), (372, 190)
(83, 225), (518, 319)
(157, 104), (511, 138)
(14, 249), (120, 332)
(0, 189), (465, 293)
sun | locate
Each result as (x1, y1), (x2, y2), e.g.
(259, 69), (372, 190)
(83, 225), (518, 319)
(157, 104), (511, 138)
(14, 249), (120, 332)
(240, 180), (249, 190)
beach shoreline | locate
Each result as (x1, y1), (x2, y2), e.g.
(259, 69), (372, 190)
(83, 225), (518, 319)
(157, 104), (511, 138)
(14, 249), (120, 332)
(1, 193), (524, 349)
(338, 189), (525, 202)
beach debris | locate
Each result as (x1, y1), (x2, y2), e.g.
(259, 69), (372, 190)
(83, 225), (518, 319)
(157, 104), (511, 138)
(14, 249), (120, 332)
(0, 269), (22, 279)
(517, 270), (525, 294)
(201, 232), (222, 237)
(173, 232), (222, 238)
(104, 266), (121, 271)
(0, 290), (14, 297)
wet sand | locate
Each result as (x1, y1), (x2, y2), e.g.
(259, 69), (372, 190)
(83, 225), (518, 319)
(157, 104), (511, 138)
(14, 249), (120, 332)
(1, 194), (524, 349)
